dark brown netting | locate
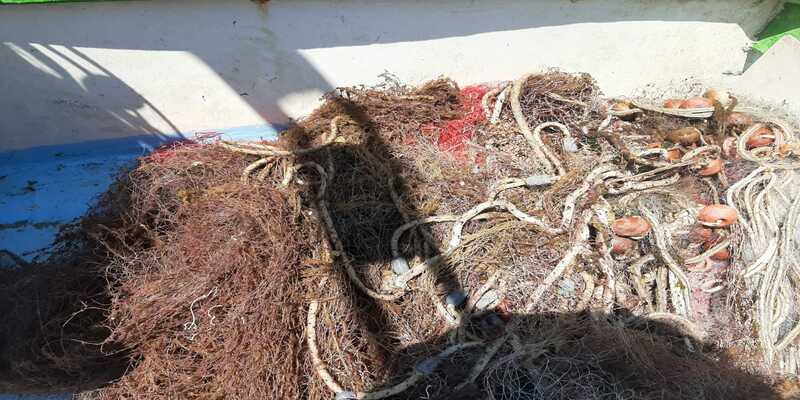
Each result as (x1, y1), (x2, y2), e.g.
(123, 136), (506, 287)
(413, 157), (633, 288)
(4, 72), (799, 400)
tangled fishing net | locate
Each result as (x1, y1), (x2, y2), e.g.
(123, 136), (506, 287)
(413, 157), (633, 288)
(4, 71), (800, 399)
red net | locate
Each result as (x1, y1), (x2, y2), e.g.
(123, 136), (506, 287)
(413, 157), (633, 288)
(435, 85), (488, 157)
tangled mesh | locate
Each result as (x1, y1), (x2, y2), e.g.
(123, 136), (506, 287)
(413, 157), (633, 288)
(3, 71), (800, 400)
(437, 85), (489, 156)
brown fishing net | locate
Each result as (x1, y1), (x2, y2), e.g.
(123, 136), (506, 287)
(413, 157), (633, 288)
(3, 71), (800, 400)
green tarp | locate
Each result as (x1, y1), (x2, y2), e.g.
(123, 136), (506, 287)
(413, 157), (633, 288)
(754, 2), (800, 53)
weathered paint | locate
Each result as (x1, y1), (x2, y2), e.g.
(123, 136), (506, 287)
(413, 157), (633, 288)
(0, 124), (280, 259)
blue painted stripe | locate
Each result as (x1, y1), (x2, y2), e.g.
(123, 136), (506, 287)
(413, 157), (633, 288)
(0, 123), (283, 166)
(212, 123), (284, 143)
(0, 124), (283, 259)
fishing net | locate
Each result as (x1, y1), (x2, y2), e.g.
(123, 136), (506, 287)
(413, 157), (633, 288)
(4, 71), (800, 399)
